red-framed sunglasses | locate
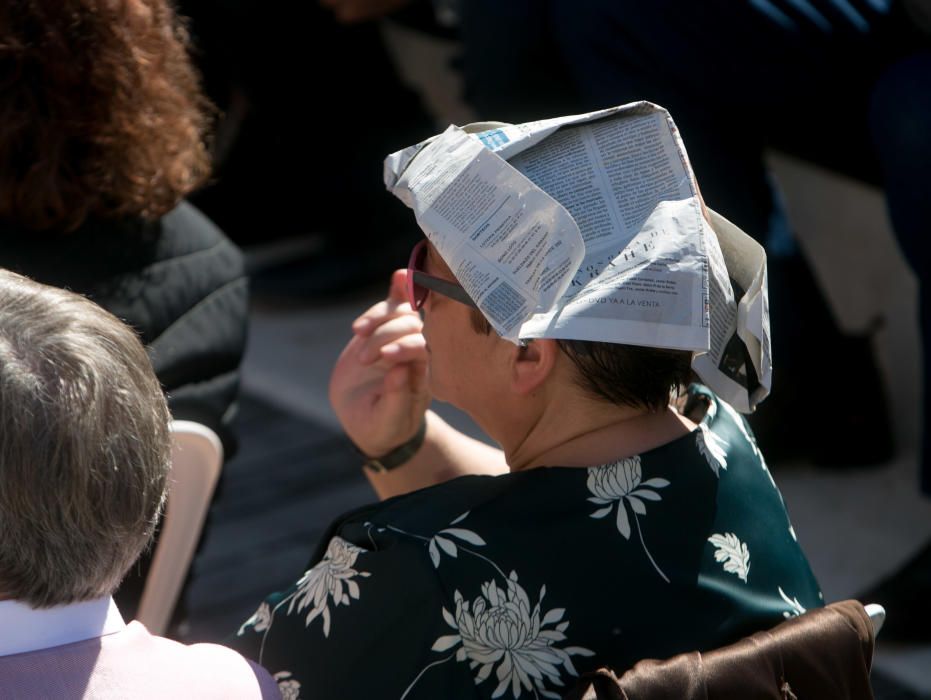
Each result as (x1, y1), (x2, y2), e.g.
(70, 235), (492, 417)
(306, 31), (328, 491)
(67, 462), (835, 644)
(406, 240), (479, 310)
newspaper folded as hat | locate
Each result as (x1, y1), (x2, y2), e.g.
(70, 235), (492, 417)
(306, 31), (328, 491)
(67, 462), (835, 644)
(384, 101), (771, 413)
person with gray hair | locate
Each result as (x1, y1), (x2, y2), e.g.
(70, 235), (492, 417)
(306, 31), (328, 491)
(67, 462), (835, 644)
(0, 270), (278, 699)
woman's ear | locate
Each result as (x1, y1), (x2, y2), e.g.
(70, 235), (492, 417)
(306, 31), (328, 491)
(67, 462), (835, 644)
(510, 339), (559, 395)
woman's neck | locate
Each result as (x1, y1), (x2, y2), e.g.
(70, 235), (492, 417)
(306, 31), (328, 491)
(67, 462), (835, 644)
(505, 400), (697, 472)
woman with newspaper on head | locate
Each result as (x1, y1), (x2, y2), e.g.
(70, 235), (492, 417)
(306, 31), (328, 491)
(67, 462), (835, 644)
(232, 104), (822, 700)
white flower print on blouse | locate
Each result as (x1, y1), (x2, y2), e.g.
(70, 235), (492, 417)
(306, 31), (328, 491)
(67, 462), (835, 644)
(395, 514), (594, 699)
(237, 536), (372, 663)
(587, 456), (671, 582)
(707, 533), (750, 583)
(778, 587), (807, 618)
(406, 571), (594, 700)
(427, 511), (487, 569)
(238, 601), (271, 635)
(288, 536), (371, 637)
(696, 422), (728, 476)
(273, 671), (301, 700)
(375, 511), (490, 569)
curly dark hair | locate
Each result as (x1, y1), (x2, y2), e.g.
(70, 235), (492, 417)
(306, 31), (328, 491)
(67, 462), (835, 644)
(0, 0), (213, 232)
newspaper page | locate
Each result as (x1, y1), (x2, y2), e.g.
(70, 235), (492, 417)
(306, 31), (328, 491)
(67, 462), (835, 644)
(693, 211), (771, 412)
(390, 125), (586, 334)
(385, 102), (771, 412)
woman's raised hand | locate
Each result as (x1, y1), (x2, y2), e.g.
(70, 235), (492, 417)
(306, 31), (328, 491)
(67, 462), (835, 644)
(329, 269), (431, 457)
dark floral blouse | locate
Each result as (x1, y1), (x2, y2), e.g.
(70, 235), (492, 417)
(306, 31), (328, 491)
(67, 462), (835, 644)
(232, 386), (822, 700)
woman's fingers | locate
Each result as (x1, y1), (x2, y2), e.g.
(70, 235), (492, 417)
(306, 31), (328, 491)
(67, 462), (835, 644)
(352, 298), (419, 336)
(377, 334), (427, 365)
(383, 362), (414, 391)
(352, 269), (415, 337)
(356, 314), (423, 364)
(377, 363), (430, 425)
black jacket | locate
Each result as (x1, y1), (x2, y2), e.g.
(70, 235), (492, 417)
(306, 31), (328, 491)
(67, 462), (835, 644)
(0, 201), (248, 455)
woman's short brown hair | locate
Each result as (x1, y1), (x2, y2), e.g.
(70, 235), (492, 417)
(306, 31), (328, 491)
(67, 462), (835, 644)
(469, 308), (692, 412)
(0, 0), (212, 232)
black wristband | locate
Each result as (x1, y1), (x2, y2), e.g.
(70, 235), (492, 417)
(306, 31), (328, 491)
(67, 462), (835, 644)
(354, 419), (427, 474)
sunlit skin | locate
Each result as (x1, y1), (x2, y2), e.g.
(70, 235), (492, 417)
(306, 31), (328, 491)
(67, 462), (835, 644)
(416, 245), (507, 409)
(329, 241), (698, 500)
(423, 243), (700, 462)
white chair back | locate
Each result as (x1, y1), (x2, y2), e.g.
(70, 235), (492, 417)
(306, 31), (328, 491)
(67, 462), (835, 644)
(864, 603), (886, 636)
(135, 420), (223, 636)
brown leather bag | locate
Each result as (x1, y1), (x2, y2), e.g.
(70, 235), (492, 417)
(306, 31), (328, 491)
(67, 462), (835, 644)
(565, 600), (875, 700)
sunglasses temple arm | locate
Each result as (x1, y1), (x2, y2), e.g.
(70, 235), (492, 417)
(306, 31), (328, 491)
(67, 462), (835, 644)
(412, 271), (480, 309)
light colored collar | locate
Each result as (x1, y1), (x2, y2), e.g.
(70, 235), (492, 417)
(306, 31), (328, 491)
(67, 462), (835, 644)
(0, 596), (125, 656)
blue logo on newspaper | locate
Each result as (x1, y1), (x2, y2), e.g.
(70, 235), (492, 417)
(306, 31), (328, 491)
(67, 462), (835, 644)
(478, 129), (510, 150)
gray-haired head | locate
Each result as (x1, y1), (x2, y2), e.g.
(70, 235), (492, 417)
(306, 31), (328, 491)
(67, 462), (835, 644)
(0, 270), (171, 608)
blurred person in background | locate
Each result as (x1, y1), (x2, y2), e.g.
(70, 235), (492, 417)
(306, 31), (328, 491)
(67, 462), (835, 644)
(0, 0), (249, 624)
(174, 0), (439, 295)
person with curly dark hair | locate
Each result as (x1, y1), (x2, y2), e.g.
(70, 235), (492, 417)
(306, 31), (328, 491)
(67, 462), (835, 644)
(0, 0), (250, 624)
(0, 0), (212, 231)
(0, 0), (247, 448)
